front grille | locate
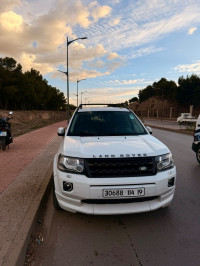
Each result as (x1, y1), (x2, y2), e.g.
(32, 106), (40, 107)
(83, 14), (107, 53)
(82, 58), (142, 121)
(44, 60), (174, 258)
(82, 196), (158, 204)
(85, 157), (157, 178)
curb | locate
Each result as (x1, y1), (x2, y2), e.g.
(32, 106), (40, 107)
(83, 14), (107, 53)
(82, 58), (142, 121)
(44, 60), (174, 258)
(145, 124), (194, 136)
(5, 166), (53, 266)
(1, 137), (61, 266)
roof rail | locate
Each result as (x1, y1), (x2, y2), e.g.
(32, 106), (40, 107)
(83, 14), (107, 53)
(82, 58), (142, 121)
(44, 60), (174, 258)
(107, 103), (130, 110)
(78, 103), (129, 110)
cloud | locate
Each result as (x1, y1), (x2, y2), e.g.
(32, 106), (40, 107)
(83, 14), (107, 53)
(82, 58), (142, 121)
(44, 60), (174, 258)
(88, 1), (200, 53)
(89, 1), (112, 22)
(66, 43), (124, 78)
(26, 16), (70, 53)
(188, 27), (197, 35)
(1, 0), (200, 104)
(174, 61), (200, 74)
(0, 0), (21, 14)
(107, 52), (120, 60)
(108, 18), (121, 26)
(70, 86), (140, 105)
(20, 52), (55, 73)
(88, 59), (105, 69)
(15, 0), (56, 21)
(105, 79), (145, 86)
(118, 79), (144, 85)
(129, 46), (164, 59)
(0, 11), (24, 32)
(68, 43), (107, 68)
(70, 69), (110, 80)
(0, 0), (119, 78)
(87, 55), (124, 76)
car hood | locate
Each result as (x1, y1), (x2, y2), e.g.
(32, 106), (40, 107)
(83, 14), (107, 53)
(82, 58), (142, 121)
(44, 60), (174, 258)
(61, 135), (169, 158)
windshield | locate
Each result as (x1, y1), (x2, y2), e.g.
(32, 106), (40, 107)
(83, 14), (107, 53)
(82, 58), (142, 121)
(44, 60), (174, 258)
(68, 111), (147, 136)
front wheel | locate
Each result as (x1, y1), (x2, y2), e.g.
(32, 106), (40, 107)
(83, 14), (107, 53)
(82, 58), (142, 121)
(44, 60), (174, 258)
(1, 138), (6, 151)
(196, 147), (200, 164)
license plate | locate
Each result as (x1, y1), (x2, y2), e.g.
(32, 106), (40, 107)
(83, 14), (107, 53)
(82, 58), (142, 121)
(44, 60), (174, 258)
(0, 131), (7, 136)
(103, 187), (145, 198)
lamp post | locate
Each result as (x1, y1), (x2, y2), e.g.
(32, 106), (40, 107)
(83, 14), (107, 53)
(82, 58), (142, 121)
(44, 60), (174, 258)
(85, 97), (89, 104)
(59, 36), (87, 124)
(81, 91), (87, 104)
(67, 36), (87, 123)
(77, 78), (86, 107)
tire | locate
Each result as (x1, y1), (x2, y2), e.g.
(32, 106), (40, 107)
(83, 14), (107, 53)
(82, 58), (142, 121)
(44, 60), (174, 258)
(53, 183), (62, 210)
(196, 146), (200, 164)
(2, 138), (6, 151)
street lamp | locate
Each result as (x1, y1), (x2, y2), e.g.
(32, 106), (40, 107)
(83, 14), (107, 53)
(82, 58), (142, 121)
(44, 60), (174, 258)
(59, 36), (87, 124)
(85, 97), (89, 104)
(81, 91), (87, 105)
(73, 93), (77, 99)
(77, 78), (86, 107)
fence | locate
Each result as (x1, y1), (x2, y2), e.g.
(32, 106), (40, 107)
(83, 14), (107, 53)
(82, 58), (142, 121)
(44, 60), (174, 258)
(133, 106), (200, 119)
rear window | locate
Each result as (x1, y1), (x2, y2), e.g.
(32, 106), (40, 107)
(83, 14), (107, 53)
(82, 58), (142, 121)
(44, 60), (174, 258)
(68, 111), (147, 136)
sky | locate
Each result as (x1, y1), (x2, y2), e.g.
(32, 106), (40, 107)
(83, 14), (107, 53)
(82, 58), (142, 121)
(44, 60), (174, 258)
(0, 0), (200, 106)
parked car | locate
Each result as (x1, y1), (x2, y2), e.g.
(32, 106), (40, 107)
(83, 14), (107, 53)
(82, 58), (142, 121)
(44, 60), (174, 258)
(53, 104), (176, 215)
(192, 114), (200, 164)
(177, 113), (197, 125)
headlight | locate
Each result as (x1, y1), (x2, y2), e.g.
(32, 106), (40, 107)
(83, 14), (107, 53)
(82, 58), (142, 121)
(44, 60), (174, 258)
(58, 154), (84, 174)
(155, 153), (174, 171)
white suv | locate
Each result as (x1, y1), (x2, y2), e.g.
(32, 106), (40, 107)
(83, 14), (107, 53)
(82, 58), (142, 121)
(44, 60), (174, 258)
(53, 104), (176, 215)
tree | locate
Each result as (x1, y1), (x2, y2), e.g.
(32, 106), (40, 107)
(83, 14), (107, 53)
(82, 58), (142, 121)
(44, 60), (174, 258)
(137, 78), (178, 103)
(129, 97), (138, 103)
(0, 57), (67, 110)
(0, 57), (22, 72)
(152, 78), (177, 101)
(138, 85), (154, 102)
(177, 74), (200, 107)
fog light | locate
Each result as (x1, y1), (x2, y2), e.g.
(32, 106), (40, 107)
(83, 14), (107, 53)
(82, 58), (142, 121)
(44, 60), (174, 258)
(168, 177), (175, 187)
(63, 181), (73, 192)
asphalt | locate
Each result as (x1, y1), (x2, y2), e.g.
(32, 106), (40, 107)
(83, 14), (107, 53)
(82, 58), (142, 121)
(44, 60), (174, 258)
(0, 118), (191, 266)
(0, 120), (66, 266)
(144, 118), (194, 135)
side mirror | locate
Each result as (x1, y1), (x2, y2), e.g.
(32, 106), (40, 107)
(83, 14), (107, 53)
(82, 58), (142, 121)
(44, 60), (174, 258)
(57, 127), (65, 136)
(146, 126), (152, 134)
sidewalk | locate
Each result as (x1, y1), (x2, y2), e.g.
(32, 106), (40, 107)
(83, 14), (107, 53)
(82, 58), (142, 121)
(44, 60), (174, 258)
(0, 120), (66, 266)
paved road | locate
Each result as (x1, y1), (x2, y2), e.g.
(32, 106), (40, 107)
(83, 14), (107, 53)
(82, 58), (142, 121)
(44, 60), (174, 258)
(30, 128), (200, 266)
(144, 118), (189, 130)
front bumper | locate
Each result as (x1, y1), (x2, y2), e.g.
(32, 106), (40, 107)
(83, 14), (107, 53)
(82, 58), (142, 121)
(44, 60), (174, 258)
(53, 165), (176, 215)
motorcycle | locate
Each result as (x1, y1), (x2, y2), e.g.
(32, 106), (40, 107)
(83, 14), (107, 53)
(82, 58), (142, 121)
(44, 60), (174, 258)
(0, 111), (13, 151)
(192, 114), (200, 164)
